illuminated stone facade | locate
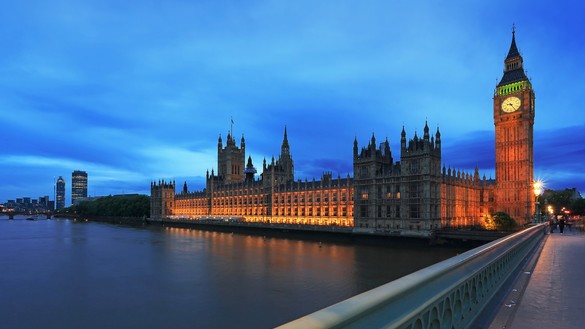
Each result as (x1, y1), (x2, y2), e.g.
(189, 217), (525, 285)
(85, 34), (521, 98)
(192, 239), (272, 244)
(151, 31), (534, 232)
(493, 29), (535, 224)
(152, 128), (354, 227)
(353, 123), (495, 233)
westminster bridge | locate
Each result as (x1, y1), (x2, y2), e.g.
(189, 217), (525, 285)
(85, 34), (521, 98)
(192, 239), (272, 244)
(278, 223), (584, 329)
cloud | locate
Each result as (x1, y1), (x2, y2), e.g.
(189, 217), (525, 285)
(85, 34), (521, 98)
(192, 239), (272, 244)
(2, 0), (584, 204)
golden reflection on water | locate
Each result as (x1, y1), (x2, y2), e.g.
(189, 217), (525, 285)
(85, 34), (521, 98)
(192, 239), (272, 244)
(163, 226), (354, 276)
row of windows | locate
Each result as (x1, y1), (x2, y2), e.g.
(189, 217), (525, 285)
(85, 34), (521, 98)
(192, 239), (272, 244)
(505, 61), (520, 71)
(210, 195), (352, 207)
(196, 205), (353, 218)
(264, 217), (353, 227)
(360, 204), (443, 219)
(362, 186), (428, 199)
(358, 223), (441, 231)
(212, 185), (352, 197)
(212, 189), (352, 204)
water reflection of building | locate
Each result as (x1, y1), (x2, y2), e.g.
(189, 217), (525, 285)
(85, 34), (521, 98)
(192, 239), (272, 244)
(151, 31), (535, 233)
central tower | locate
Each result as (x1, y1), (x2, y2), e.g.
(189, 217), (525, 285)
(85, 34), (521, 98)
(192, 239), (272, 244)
(217, 131), (246, 184)
(493, 28), (535, 224)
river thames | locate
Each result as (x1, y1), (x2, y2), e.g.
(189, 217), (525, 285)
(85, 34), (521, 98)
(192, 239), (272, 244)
(0, 216), (467, 328)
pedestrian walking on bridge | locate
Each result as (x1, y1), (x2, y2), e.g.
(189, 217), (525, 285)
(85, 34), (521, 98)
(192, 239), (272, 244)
(559, 217), (566, 234)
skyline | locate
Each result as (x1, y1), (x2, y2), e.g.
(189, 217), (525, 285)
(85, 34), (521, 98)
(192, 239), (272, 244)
(2, 1), (584, 204)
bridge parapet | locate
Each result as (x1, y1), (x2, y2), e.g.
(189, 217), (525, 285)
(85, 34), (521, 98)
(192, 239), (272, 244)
(279, 224), (547, 329)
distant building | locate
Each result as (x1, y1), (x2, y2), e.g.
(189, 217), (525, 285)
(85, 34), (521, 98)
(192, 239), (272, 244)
(71, 170), (88, 205)
(39, 196), (49, 207)
(56, 176), (66, 210)
(2, 195), (55, 214)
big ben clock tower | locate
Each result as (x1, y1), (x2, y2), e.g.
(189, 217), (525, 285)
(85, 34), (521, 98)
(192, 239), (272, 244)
(494, 27), (535, 224)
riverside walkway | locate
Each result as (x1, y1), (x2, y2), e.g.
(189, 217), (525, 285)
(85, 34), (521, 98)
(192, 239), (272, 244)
(489, 227), (585, 329)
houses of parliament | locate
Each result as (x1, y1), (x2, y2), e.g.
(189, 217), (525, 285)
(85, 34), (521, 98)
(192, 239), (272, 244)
(151, 30), (535, 234)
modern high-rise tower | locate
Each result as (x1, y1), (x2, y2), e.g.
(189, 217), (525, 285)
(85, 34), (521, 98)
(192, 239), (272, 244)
(493, 28), (535, 224)
(56, 176), (66, 210)
(72, 170), (88, 205)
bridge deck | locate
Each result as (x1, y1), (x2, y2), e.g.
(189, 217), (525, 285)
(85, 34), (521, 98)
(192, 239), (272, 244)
(490, 228), (585, 329)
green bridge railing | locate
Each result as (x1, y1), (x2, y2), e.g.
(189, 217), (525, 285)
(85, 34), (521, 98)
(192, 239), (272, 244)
(278, 224), (547, 329)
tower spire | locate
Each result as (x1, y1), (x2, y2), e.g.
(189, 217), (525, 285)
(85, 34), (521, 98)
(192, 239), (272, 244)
(283, 126), (289, 148)
(506, 25), (520, 60)
(498, 26), (527, 87)
(281, 126), (290, 156)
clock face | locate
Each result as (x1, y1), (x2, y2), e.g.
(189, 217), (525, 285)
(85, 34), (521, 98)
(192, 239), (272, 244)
(502, 96), (521, 113)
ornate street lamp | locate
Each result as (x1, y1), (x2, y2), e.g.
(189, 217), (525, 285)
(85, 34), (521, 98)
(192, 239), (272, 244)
(533, 180), (543, 223)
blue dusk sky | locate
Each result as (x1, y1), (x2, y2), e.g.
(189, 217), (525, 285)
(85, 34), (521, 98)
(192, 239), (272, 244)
(2, 0), (584, 205)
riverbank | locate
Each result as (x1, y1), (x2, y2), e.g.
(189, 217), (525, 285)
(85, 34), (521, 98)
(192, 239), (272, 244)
(67, 215), (492, 248)
(29, 214), (504, 247)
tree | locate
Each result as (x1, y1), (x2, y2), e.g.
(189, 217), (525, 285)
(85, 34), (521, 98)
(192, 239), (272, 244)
(491, 212), (517, 231)
(570, 198), (585, 216)
(69, 194), (150, 217)
(542, 188), (584, 216)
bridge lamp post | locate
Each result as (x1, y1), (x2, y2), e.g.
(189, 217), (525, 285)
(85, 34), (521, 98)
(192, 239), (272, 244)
(533, 181), (543, 223)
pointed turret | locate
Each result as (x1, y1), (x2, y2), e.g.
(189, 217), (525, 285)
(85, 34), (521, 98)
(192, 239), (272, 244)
(244, 156), (257, 183)
(281, 126), (290, 155)
(226, 130), (236, 146)
(384, 137), (392, 161)
(353, 136), (358, 158)
(423, 121), (430, 141)
(498, 26), (528, 87)
(505, 26), (520, 60)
